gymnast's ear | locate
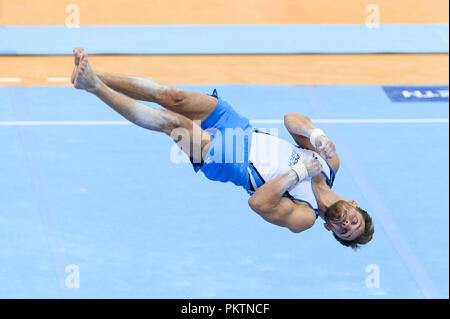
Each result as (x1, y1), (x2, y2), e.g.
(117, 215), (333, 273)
(323, 223), (331, 231)
(348, 199), (358, 207)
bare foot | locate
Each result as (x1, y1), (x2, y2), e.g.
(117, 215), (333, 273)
(71, 47), (84, 84)
(73, 52), (101, 93)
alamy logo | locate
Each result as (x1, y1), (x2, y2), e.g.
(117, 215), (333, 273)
(65, 264), (80, 289)
(65, 4), (80, 28)
(365, 4), (380, 28)
(169, 125), (279, 165)
(365, 264), (380, 289)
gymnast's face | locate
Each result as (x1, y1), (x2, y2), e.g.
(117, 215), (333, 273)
(324, 200), (365, 241)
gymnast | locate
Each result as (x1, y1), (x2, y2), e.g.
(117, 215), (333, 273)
(71, 47), (374, 250)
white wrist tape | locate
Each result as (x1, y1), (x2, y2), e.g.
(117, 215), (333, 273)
(310, 128), (327, 147)
(291, 161), (309, 182)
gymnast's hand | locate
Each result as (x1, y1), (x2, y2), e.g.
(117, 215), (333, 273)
(302, 156), (323, 177)
(315, 135), (336, 159)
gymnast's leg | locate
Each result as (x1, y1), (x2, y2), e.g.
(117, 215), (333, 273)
(72, 50), (212, 164)
(71, 47), (218, 122)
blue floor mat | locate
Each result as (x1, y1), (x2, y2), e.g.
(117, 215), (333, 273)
(1, 24), (448, 55)
(0, 85), (448, 298)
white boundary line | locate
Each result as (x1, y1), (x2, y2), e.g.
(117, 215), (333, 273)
(0, 119), (448, 126)
(251, 119), (450, 124)
(0, 78), (22, 83)
(47, 77), (70, 83)
(0, 121), (131, 126)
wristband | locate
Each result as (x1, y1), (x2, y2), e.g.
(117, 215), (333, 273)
(291, 161), (309, 182)
(310, 128), (327, 148)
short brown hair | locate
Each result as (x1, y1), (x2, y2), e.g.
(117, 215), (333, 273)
(332, 206), (374, 250)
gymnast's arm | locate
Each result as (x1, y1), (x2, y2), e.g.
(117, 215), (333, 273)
(248, 170), (317, 233)
(284, 112), (340, 173)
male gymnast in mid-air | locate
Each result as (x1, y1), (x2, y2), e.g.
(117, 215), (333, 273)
(71, 47), (374, 250)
